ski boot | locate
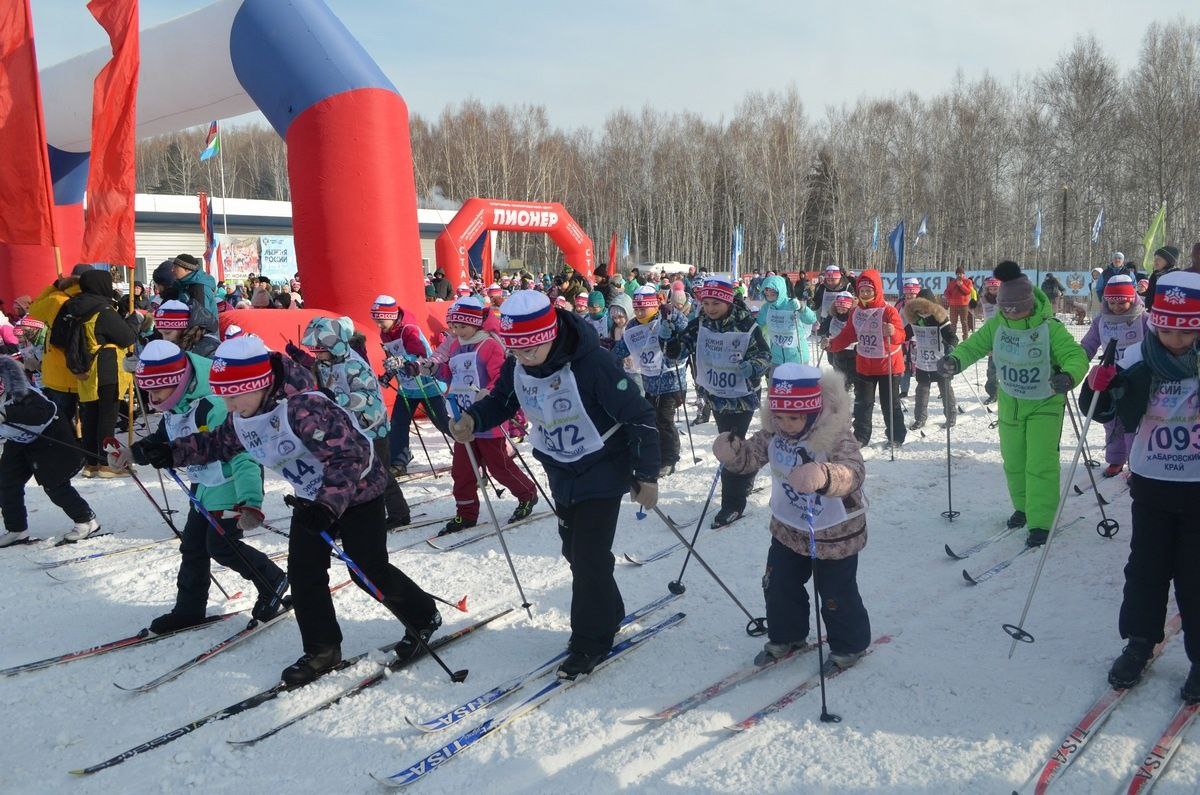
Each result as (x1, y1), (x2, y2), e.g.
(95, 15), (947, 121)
(1103, 464), (1123, 478)
(282, 645), (342, 686)
(711, 507), (744, 529)
(1025, 528), (1049, 547)
(393, 609), (442, 663)
(0, 530), (30, 548)
(63, 517), (101, 543)
(252, 575), (290, 623)
(508, 498), (537, 524)
(557, 649), (605, 680)
(1006, 510), (1027, 529)
(1108, 638), (1154, 689)
(389, 464), (408, 478)
(827, 649), (864, 670)
(754, 640), (806, 666)
(908, 419), (925, 431)
(439, 516), (477, 536)
(147, 611), (208, 637)
(1181, 664), (1200, 704)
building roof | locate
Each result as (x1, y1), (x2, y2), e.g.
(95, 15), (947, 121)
(135, 193), (458, 233)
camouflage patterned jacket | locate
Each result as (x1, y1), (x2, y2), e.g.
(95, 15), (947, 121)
(290, 316), (389, 439)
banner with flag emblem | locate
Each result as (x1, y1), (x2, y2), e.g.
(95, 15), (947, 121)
(200, 120), (220, 162)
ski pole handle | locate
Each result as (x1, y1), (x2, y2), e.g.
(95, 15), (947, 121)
(320, 531), (384, 601)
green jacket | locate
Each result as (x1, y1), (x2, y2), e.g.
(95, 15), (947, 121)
(149, 353), (264, 512)
(950, 285), (1088, 421)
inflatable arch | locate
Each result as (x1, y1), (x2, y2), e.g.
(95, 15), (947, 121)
(8, 0), (430, 345)
(435, 198), (595, 288)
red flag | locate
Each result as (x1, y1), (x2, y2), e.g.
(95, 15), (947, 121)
(608, 232), (618, 273)
(80, 0), (139, 267)
(0, 1), (56, 246)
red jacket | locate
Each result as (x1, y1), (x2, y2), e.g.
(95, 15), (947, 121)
(829, 269), (905, 376)
(943, 276), (974, 307)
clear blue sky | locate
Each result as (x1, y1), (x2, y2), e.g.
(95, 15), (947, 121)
(31, 0), (1198, 130)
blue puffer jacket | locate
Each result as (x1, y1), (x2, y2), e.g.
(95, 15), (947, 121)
(756, 275), (817, 365)
(466, 309), (661, 506)
(609, 309), (689, 396)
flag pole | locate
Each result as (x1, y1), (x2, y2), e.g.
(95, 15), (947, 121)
(218, 126), (229, 237)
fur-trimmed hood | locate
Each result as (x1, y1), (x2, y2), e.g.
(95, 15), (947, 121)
(760, 369), (851, 454)
(0, 354), (30, 400)
(904, 296), (948, 326)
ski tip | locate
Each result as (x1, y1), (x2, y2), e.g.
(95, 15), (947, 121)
(226, 738), (255, 748)
(943, 544), (961, 559)
(622, 554), (643, 566)
(962, 569), (978, 585)
(455, 595), (469, 613)
(67, 769), (90, 777)
(369, 772), (405, 788)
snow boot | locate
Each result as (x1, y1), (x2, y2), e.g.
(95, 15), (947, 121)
(389, 464), (408, 478)
(983, 394), (997, 406)
(754, 640), (806, 666)
(1181, 664), (1200, 704)
(828, 650), (864, 670)
(1108, 638), (1155, 689)
(1006, 510), (1027, 529)
(393, 609), (442, 663)
(711, 507), (744, 529)
(1103, 464), (1123, 478)
(147, 611), (208, 636)
(281, 645), (342, 686)
(96, 465), (129, 479)
(557, 649), (605, 680)
(1025, 528), (1049, 547)
(252, 575), (290, 623)
(439, 516), (477, 536)
(385, 512), (412, 530)
(508, 498), (537, 524)
(0, 530), (30, 548)
(908, 419), (925, 431)
(63, 517), (101, 543)
(658, 463), (676, 478)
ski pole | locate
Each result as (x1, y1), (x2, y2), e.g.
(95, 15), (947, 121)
(316, 529), (468, 683)
(668, 465), (722, 595)
(1063, 388), (1102, 470)
(388, 382), (440, 479)
(129, 386), (176, 516)
(1003, 339), (1117, 656)
(941, 422), (960, 520)
(672, 359), (701, 464)
(886, 359), (896, 462)
(494, 420), (560, 521)
(1064, 396), (1119, 537)
(448, 401), (533, 620)
(411, 372), (457, 455)
(804, 496), (841, 724)
(633, 482), (767, 637)
(954, 367), (992, 420)
(164, 469), (287, 612)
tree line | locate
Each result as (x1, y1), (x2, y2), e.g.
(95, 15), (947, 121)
(135, 18), (1200, 275)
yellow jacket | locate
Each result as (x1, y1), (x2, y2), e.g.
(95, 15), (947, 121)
(77, 311), (133, 402)
(28, 280), (79, 393)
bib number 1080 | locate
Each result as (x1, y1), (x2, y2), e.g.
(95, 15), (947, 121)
(705, 369), (740, 388)
(1000, 365), (1041, 386)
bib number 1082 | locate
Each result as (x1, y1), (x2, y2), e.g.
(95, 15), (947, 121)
(1000, 365), (1041, 386)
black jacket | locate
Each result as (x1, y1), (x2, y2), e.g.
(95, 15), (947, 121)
(0, 356), (84, 483)
(55, 270), (137, 387)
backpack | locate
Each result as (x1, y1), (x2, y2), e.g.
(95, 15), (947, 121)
(49, 307), (95, 377)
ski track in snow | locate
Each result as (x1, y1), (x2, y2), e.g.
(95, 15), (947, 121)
(1, 388), (1197, 793)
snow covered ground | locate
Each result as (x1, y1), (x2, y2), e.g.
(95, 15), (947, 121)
(1, 358), (1196, 793)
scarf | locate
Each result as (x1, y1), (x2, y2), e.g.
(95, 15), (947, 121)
(1140, 332), (1198, 385)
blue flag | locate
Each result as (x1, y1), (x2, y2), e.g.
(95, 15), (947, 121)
(871, 216), (880, 250)
(888, 221), (905, 287)
(1091, 208), (1104, 244)
(731, 225), (743, 279)
(778, 221), (786, 253)
(1033, 205), (1042, 250)
(915, 214), (928, 244)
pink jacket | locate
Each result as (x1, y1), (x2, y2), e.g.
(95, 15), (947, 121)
(434, 331), (508, 439)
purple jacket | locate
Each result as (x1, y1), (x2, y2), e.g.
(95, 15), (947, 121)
(169, 353), (385, 516)
(1079, 303), (1147, 359)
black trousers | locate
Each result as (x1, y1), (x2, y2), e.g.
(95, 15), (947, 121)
(557, 497), (624, 655)
(0, 442), (92, 531)
(174, 507), (285, 617)
(78, 382), (120, 466)
(288, 495), (435, 652)
(716, 409), (757, 512)
(373, 437), (410, 523)
(1120, 476), (1200, 663)
(912, 369), (957, 426)
(762, 537), (871, 656)
(852, 373), (905, 446)
(43, 389), (80, 445)
(984, 355), (998, 400)
(389, 393), (449, 469)
(649, 391), (682, 467)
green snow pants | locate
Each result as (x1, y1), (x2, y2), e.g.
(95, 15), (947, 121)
(997, 395), (1065, 531)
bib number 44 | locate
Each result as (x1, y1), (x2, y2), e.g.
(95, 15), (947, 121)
(282, 458), (317, 488)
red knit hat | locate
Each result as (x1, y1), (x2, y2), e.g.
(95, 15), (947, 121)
(769, 363), (823, 413)
(1149, 271), (1200, 330)
(209, 336), (274, 396)
(16, 316), (45, 331)
(573, 293), (589, 306)
(135, 339), (190, 390)
(447, 296), (486, 327)
(1103, 274), (1136, 301)
(498, 290), (558, 348)
(370, 294), (400, 321)
(985, 277), (1001, 288)
(633, 285), (659, 308)
(697, 276), (734, 303)
(154, 300), (191, 330)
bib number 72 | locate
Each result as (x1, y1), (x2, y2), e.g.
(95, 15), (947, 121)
(541, 424), (584, 453)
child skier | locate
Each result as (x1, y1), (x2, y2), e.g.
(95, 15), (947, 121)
(371, 295), (449, 476)
(1078, 275), (1146, 477)
(583, 291), (610, 343)
(979, 276), (1001, 403)
(611, 285), (689, 477)
(828, 270), (907, 449)
(712, 363), (870, 668)
(129, 335), (441, 685)
(895, 278), (922, 398)
(818, 292), (858, 394)
(152, 300), (220, 357)
(1080, 271), (1200, 702)
(0, 356), (98, 547)
(106, 340), (288, 633)
(939, 261), (1088, 546)
(448, 290), (660, 679)
(287, 316), (411, 528)
(757, 274), (818, 369)
(903, 290), (958, 431)
(665, 276), (772, 527)
(425, 296), (537, 534)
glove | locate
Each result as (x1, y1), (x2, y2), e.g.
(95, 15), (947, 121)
(712, 432), (741, 464)
(883, 323), (895, 339)
(449, 412), (476, 442)
(235, 505), (265, 532)
(937, 356), (961, 377)
(402, 360), (421, 378)
(130, 439), (173, 469)
(290, 498), (335, 536)
(1050, 372), (1074, 394)
(788, 462), (829, 495)
(284, 341), (304, 361)
(663, 338), (682, 359)
(122, 355), (139, 374)
(738, 360), (756, 380)
(631, 480), (659, 511)
(656, 322), (674, 341)
(103, 437), (132, 470)
(1088, 363), (1117, 393)
(383, 356), (403, 374)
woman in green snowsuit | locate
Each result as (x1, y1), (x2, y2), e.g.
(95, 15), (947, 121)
(940, 262), (1087, 546)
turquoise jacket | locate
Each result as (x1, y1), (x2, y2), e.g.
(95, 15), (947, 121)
(756, 275), (817, 365)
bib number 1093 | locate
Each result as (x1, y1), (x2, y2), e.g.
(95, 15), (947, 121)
(1149, 423), (1200, 452)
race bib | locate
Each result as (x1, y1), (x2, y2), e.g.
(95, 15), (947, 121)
(819, 290), (837, 319)
(993, 323), (1052, 399)
(447, 348), (482, 417)
(1130, 377), (1200, 481)
(911, 325), (943, 373)
(514, 363), (614, 463)
(623, 321), (664, 377)
(853, 307), (885, 358)
(696, 326), (752, 398)
(163, 402), (230, 488)
(765, 307), (798, 350)
(768, 436), (849, 531)
(982, 302), (999, 321)
(1099, 316), (1144, 356)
